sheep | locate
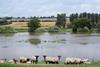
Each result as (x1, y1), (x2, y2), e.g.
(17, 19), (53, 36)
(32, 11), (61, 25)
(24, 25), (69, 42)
(43, 55), (61, 64)
(81, 59), (91, 64)
(64, 57), (83, 64)
(19, 57), (28, 63)
(0, 60), (5, 64)
(19, 56), (39, 64)
(31, 56), (39, 64)
(74, 58), (83, 64)
(8, 60), (15, 64)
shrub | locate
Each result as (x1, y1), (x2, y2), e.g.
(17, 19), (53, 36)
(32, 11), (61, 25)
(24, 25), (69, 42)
(48, 27), (59, 32)
(28, 17), (40, 32)
(0, 26), (16, 33)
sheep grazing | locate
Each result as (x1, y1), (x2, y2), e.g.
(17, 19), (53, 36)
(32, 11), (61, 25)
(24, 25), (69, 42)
(19, 57), (28, 63)
(0, 60), (5, 64)
(81, 59), (91, 64)
(8, 58), (18, 64)
(43, 55), (61, 64)
(64, 57), (84, 64)
(31, 56), (39, 64)
(19, 56), (39, 64)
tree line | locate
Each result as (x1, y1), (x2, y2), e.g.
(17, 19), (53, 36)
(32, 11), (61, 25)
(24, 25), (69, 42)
(70, 12), (100, 27)
(1, 12), (100, 33)
(70, 12), (100, 32)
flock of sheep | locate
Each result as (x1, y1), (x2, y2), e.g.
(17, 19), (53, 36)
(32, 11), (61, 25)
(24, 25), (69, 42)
(0, 55), (90, 64)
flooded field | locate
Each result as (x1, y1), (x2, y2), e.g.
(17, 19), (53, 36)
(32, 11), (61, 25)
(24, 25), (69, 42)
(0, 32), (100, 61)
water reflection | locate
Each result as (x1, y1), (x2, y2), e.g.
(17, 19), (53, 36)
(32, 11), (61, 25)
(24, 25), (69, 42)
(1, 46), (8, 48)
(0, 33), (15, 37)
(0, 32), (100, 60)
(28, 39), (41, 45)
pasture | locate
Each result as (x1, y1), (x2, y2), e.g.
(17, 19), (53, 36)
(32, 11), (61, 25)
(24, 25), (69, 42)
(0, 62), (100, 67)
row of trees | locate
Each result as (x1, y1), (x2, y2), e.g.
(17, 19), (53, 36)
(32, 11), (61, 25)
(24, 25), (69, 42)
(70, 12), (100, 28)
(0, 18), (8, 25)
(70, 12), (100, 32)
(0, 16), (55, 19)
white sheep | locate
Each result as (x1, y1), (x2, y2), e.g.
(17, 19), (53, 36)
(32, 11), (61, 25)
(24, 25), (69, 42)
(64, 57), (83, 64)
(43, 56), (61, 64)
(19, 56), (39, 64)
(31, 56), (39, 64)
(8, 60), (15, 64)
(0, 60), (5, 64)
(19, 57), (28, 63)
(82, 59), (91, 64)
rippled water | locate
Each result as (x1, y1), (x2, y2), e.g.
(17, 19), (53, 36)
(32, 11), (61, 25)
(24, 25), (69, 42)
(0, 32), (100, 61)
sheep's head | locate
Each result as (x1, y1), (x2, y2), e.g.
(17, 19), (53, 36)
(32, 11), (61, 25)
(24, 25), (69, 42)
(58, 56), (61, 61)
(43, 55), (46, 61)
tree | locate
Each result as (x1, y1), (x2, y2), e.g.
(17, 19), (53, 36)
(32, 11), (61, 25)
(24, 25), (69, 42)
(0, 18), (8, 25)
(28, 17), (40, 32)
(56, 13), (66, 28)
(72, 18), (92, 33)
(96, 22), (100, 31)
(70, 12), (100, 29)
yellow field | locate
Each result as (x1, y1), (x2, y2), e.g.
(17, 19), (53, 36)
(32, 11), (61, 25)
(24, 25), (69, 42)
(7, 20), (70, 29)
(8, 22), (28, 29)
(8, 21), (56, 29)
(40, 22), (56, 27)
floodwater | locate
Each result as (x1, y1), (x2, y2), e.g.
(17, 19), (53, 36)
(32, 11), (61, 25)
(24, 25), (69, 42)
(0, 32), (100, 61)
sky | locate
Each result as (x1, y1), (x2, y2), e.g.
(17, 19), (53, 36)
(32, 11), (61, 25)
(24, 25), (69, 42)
(0, 0), (100, 17)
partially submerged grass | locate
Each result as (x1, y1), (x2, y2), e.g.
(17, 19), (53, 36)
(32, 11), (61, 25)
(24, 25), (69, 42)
(28, 39), (41, 45)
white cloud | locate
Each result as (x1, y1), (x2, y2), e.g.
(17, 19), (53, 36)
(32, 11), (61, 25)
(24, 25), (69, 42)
(0, 0), (100, 17)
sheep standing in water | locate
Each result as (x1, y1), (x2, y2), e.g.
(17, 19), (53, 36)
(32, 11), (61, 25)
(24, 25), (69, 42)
(43, 55), (61, 64)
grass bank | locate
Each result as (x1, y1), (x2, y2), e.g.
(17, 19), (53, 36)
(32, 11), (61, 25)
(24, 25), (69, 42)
(15, 28), (28, 32)
(35, 27), (72, 33)
(0, 63), (100, 67)
(0, 61), (100, 67)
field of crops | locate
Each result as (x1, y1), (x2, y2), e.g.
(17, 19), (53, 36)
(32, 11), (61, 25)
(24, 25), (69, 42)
(8, 21), (56, 29)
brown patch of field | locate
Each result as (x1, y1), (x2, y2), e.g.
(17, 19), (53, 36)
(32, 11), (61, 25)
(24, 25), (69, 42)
(8, 22), (56, 29)
(9, 22), (28, 27)
(40, 22), (56, 27)
(7, 21), (70, 29)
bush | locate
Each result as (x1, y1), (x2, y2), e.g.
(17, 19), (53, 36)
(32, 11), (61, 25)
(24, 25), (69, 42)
(35, 28), (49, 32)
(35, 27), (60, 33)
(96, 23), (100, 31)
(48, 27), (59, 32)
(28, 17), (40, 32)
(0, 26), (16, 33)
(78, 28), (89, 32)
(67, 23), (72, 28)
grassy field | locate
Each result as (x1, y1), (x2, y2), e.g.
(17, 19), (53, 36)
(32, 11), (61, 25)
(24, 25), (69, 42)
(0, 61), (100, 67)
(0, 63), (100, 67)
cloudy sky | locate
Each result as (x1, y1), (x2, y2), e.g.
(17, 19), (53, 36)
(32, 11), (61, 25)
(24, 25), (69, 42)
(0, 0), (100, 17)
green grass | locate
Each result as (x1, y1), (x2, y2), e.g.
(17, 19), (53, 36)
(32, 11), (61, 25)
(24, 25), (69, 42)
(35, 27), (72, 33)
(0, 61), (100, 67)
(15, 28), (28, 32)
(59, 28), (72, 32)
(0, 63), (100, 67)
(28, 39), (41, 45)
